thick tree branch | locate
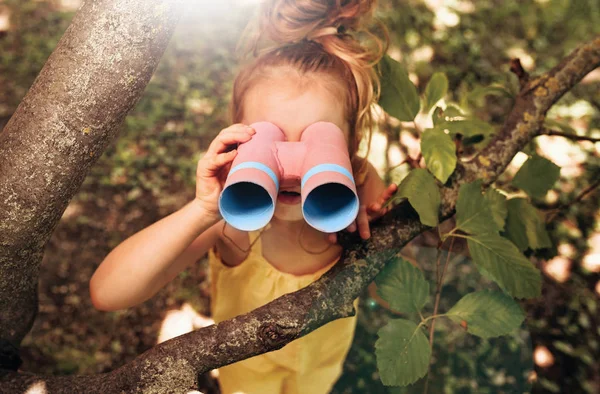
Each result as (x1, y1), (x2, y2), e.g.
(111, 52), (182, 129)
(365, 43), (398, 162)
(1, 17), (598, 394)
(0, 0), (184, 362)
(463, 37), (600, 185)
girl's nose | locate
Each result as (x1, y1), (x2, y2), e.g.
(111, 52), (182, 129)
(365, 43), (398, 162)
(282, 126), (304, 142)
(279, 177), (301, 189)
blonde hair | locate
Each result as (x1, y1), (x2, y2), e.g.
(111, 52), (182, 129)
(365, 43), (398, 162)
(231, 0), (388, 185)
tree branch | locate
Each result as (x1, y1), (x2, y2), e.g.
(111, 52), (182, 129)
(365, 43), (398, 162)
(0, 0), (184, 361)
(423, 238), (455, 394)
(0, 13), (598, 394)
(538, 178), (600, 219)
(541, 128), (600, 143)
(462, 37), (600, 186)
(510, 58), (530, 89)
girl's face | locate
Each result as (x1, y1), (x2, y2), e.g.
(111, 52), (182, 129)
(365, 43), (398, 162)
(241, 72), (350, 223)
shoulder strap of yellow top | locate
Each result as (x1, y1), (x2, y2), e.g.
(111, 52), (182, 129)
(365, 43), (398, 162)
(247, 223), (271, 256)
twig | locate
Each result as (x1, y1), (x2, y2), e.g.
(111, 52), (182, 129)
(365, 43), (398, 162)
(429, 237), (455, 347)
(541, 128), (600, 143)
(412, 153), (423, 168)
(423, 237), (455, 394)
(387, 152), (422, 172)
(510, 58), (529, 89)
(390, 122), (422, 171)
(568, 179), (600, 205)
(541, 178), (600, 210)
(543, 178), (600, 222)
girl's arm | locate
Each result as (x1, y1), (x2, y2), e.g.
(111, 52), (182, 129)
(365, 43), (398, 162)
(89, 200), (222, 311)
(90, 123), (256, 311)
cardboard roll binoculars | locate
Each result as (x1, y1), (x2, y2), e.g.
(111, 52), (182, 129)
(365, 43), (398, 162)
(218, 121), (359, 232)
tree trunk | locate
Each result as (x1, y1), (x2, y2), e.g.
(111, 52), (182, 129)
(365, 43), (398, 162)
(0, 0), (183, 360)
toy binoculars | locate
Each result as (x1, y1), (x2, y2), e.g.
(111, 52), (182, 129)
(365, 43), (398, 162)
(218, 121), (359, 232)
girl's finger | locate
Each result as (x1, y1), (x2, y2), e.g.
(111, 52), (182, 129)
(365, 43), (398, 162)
(206, 124), (254, 153)
(212, 149), (238, 169)
(357, 205), (370, 239)
(207, 129), (255, 156)
(380, 203), (391, 215)
(346, 221), (357, 233)
(378, 184), (398, 206)
(221, 123), (253, 134)
(199, 150), (237, 176)
(366, 203), (381, 216)
(327, 233), (337, 244)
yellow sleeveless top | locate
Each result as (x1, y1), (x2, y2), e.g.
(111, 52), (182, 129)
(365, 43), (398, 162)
(208, 227), (358, 379)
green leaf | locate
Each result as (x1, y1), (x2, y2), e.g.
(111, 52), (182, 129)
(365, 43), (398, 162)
(455, 181), (501, 235)
(421, 128), (457, 184)
(544, 118), (577, 136)
(375, 257), (430, 314)
(447, 290), (525, 338)
(378, 55), (420, 121)
(467, 84), (514, 107)
(467, 233), (542, 299)
(432, 106), (444, 126)
(539, 378), (561, 393)
(504, 198), (552, 251)
(396, 169), (440, 226)
(437, 119), (495, 139)
(433, 105), (466, 127)
(423, 72), (448, 113)
(442, 104), (465, 119)
(484, 188), (508, 230)
(553, 340), (574, 355)
(375, 319), (431, 386)
(512, 155), (560, 199)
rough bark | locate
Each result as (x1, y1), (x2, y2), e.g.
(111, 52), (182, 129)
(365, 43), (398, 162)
(0, 0), (183, 366)
(0, 6), (598, 394)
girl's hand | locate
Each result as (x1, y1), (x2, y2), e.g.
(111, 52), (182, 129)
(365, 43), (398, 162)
(195, 124), (256, 221)
(327, 183), (398, 243)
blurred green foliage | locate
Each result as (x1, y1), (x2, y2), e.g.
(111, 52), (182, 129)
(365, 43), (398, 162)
(1, 0), (599, 393)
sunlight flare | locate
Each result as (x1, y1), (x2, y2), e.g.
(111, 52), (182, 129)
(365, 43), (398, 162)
(157, 303), (214, 344)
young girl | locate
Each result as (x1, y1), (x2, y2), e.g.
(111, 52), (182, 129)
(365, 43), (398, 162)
(90, 0), (396, 392)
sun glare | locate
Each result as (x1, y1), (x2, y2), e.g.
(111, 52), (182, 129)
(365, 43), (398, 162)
(25, 382), (48, 394)
(157, 303), (214, 344)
